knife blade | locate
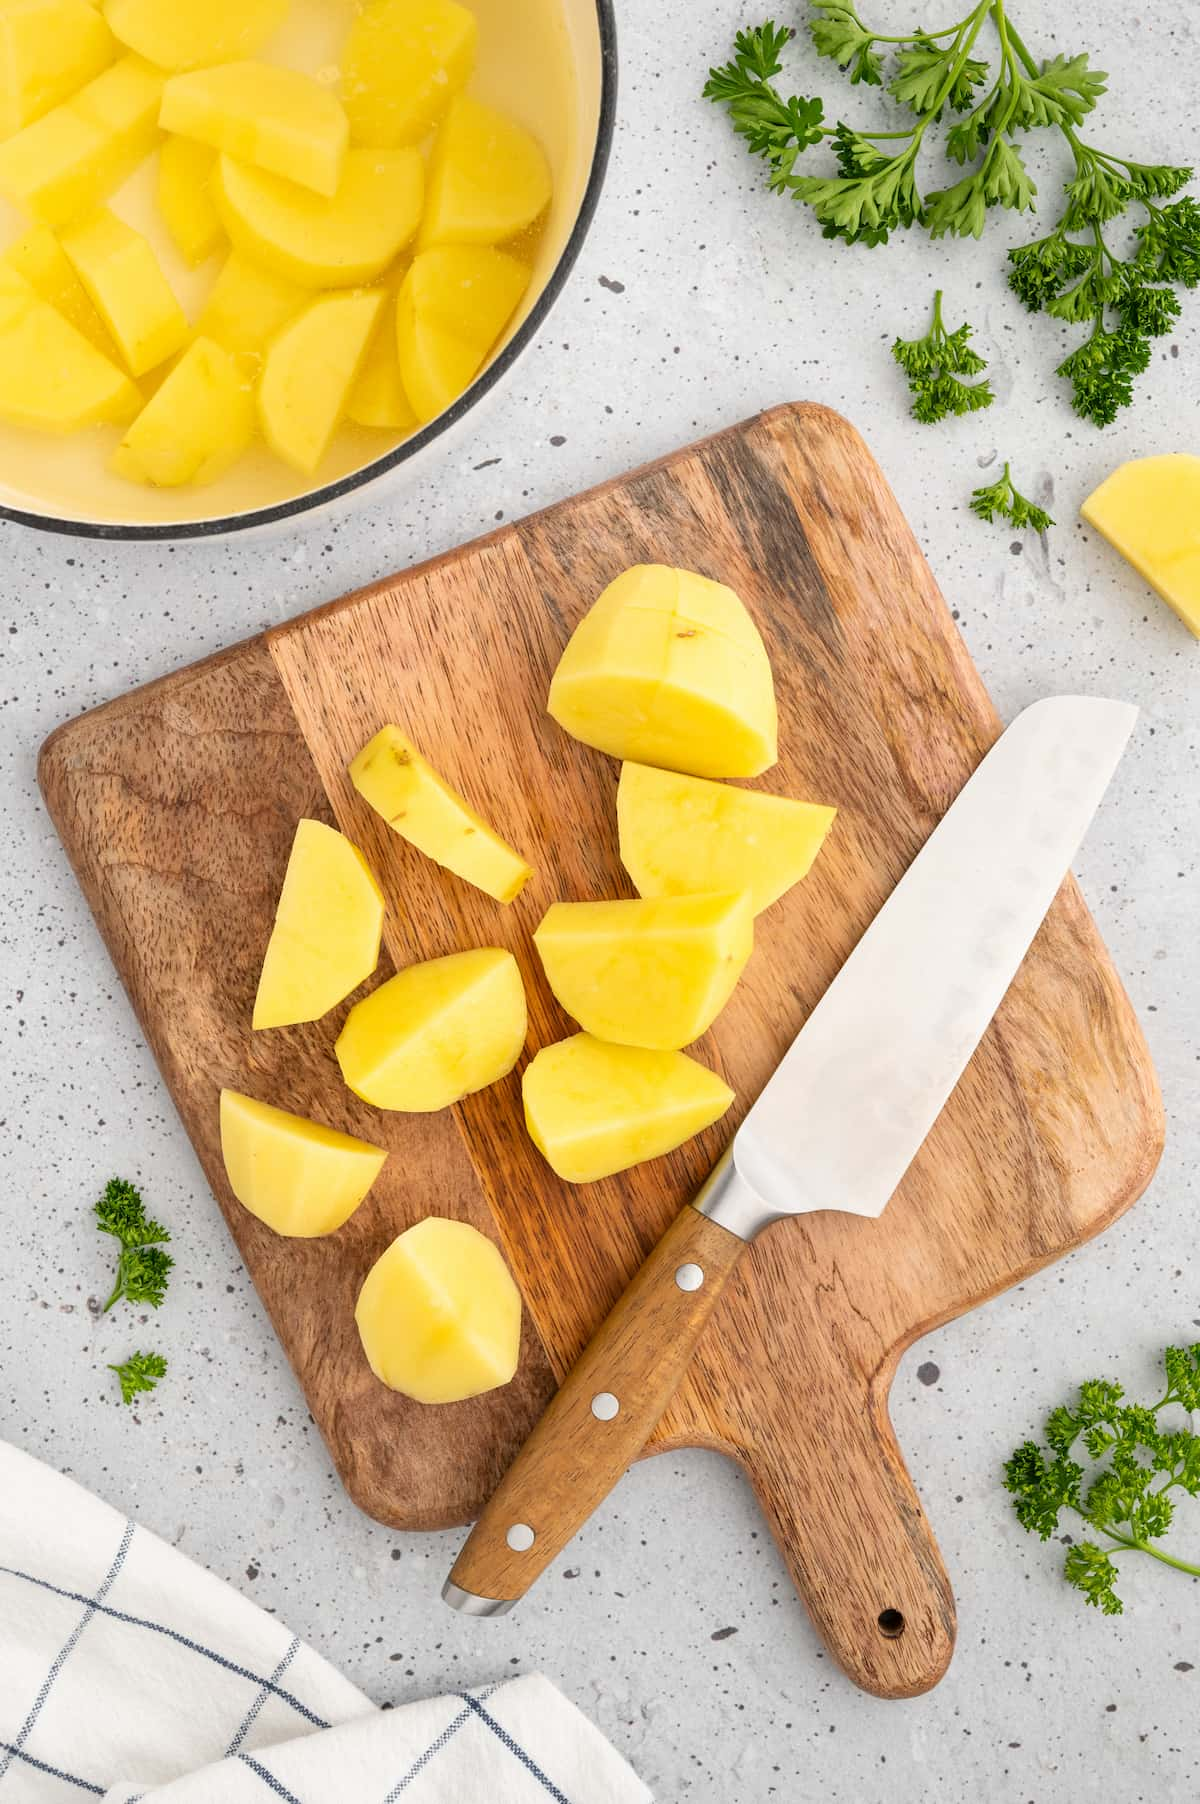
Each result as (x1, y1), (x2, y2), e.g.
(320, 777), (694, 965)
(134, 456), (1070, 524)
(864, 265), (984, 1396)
(444, 695), (1136, 1617)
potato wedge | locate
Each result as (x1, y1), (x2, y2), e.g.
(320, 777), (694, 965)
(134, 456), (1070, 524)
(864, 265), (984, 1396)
(0, 0), (113, 139)
(1081, 455), (1200, 638)
(220, 1089), (386, 1239)
(355, 1219), (521, 1404)
(349, 723), (534, 904)
(158, 135), (221, 267)
(0, 265), (138, 430)
(160, 61), (348, 197)
(111, 335), (254, 488)
(62, 206), (188, 376)
(214, 147), (423, 288)
(396, 244), (529, 424)
(195, 249), (306, 360)
(618, 763), (837, 914)
(252, 818), (384, 1030)
(420, 96), (551, 248)
(258, 289), (383, 474)
(2, 222), (116, 354)
(524, 1033), (735, 1184)
(533, 891), (753, 1051)
(341, 0), (476, 149)
(0, 53), (162, 226)
(336, 947), (527, 1112)
(105, 0), (288, 70)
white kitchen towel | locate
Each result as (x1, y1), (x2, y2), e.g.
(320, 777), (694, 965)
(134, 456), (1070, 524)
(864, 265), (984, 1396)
(0, 1440), (651, 1804)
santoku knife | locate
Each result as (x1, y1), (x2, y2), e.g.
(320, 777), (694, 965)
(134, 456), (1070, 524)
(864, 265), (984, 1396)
(444, 695), (1137, 1616)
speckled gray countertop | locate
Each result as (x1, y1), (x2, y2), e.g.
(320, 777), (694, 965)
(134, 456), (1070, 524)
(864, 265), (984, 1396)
(2, 2), (1198, 1798)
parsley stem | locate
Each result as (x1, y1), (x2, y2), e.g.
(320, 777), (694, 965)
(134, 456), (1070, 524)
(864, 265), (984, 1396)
(1102, 1528), (1200, 1579)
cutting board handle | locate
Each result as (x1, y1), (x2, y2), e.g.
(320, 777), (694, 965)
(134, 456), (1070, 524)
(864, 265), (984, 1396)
(740, 1317), (957, 1697)
(446, 1205), (745, 1609)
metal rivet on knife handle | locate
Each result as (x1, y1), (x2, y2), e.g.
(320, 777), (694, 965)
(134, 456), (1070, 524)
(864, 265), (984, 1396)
(590, 1392), (620, 1420)
(675, 1263), (705, 1292)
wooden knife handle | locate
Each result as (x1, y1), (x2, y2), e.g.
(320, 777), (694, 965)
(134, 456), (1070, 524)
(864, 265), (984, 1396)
(446, 1205), (745, 1611)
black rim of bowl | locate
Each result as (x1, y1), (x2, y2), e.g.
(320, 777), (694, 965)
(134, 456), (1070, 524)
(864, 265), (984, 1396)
(0, 2), (619, 543)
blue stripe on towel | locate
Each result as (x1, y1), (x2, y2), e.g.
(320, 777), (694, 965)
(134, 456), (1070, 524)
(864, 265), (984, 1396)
(380, 1701), (474, 1799)
(238, 1753), (304, 1801)
(226, 1636), (302, 1756)
(0, 1740), (104, 1795)
(0, 1521), (135, 1787)
(461, 1695), (574, 1803)
(0, 1565), (330, 1730)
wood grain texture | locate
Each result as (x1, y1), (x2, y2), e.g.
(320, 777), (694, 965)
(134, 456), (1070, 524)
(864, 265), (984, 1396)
(450, 1206), (746, 1605)
(40, 404), (1164, 1697)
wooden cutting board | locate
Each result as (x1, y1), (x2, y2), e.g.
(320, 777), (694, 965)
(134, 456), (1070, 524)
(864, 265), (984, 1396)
(40, 404), (1163, 1699)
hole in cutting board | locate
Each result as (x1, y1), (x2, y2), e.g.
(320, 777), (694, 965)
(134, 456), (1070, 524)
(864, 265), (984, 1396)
(877, 1609), (906, 1639)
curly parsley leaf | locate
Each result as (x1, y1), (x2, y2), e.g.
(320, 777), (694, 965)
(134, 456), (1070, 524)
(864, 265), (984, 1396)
(109, 1351), (168, 1407)
(970, 462), (1054, 531)
(892, 290), (994, 421)
(94, 1178), (174, 1313)
(1005, 1344), (1200, 1614)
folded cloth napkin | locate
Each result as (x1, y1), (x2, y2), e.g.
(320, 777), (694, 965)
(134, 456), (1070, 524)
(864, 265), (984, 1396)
(0, 1441), (651, 1804)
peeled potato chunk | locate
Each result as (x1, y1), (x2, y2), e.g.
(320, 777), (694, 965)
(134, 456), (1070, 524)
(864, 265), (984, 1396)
(0, 0), (113, 139)
(258, 289), (383, 474)
(214, 147), (423, 289)
(618, 763), (837, 915)
(62, 207), (188, 376)
(421, 96), (551, 249)
(350, 724), (534, 904)
(524, 1033), (735, 1184)
(355, 1218), (521, 1405)
(341, 0), (476, 149)
(253, 818), (384, 1030)
(112, 336), (254, 488)
(104, 0), (288, 71)
(158, 136), (221, 267)
(336, 947), (526, 1112)
(0, 266), (138, 430)
(534, 892), (753, 1051)
(347, 313), (417, 432)
(196, 249), (305, 360)
(2, 222), (116, 353)
(1082, 455), (1200, 639)
(0, 53), (163, 227)
(160, 62), (349, 198)
(220, 1089), (386, 1239)
(397, 244), (529, 424)
(549, 565), (778, 779)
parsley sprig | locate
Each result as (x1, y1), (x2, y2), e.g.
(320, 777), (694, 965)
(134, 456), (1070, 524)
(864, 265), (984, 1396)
(94, 1177), (174, 1313)
(1004, 1345), (1200, 1614)
(109, 1351), (168, 1407)
(705, 5), (1200, 421)
(892, 289), (994, 421)
(970, 461), (1053, 531)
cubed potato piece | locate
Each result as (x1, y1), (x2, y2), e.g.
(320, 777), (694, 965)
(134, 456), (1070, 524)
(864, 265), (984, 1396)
(355, 1218), (521, 1404)
(160, 61), (349, 197)
(421, 97), (551, 249)
(350, 724), (534, 904)
(158, 135), (221, 267)
(252, 818), (384, 1030)
(105, 0), (288, 70)
(524, 1033), (735, 1184)
(0, 0), (113, 138)
(548, 565), (778, 779)
(533, 891), (753, 1051)
(618, 762), (837, 915)
(258, 288), (383, 474)
(195, 249), (305, 359)
(111, 335), (254, 487)
(347, 309), (417, 431)
(336, 947), (526, 1112)
(0, 265), (138, 430)
(220, 1088), (386, 1238)
(341, 0), (476, 149)
(1081, 455), (1200, 638)
(62, 207), (188, 376)
(0, 53), (162, 226)
(214, 147), (422, 288)
(2, 221), (115, 353)
(396, 244), (529, 425)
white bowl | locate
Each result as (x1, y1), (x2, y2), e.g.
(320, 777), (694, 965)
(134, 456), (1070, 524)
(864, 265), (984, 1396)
(0, 0), (617, 541)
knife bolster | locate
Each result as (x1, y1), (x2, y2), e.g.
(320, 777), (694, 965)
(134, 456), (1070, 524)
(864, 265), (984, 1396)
(694, 1147), (778, 1241)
